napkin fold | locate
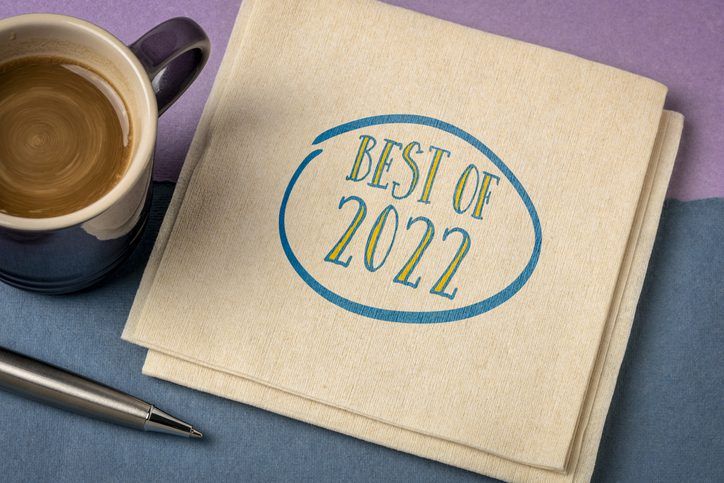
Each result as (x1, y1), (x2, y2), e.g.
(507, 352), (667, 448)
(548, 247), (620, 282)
(123, 1), (683, 480)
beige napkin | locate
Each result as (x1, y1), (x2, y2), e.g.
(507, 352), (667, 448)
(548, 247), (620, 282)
(123, 0), (683, 480)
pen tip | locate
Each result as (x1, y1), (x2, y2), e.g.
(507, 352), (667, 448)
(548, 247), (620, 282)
(190, 428), (203, 439)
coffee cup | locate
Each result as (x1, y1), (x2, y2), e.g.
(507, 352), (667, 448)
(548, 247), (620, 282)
(0, 14), (209, 293)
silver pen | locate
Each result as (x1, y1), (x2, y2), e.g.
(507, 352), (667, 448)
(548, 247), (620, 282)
(0, 346), (202, 438)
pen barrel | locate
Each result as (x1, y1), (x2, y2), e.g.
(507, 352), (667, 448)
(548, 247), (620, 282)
(0, 347), (150, 429)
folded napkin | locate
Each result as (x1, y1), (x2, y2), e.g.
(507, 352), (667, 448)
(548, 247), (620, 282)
(123, 1), (683, 480)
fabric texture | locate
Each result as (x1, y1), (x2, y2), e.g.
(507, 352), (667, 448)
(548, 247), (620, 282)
(137, 114), (681, 482)
(0, 184), (722, 482)
(121, 0), (685, 480)
(0, 1), (721, 481)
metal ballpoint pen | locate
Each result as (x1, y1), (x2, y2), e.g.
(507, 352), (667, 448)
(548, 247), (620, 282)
(0, 346), (202, 438)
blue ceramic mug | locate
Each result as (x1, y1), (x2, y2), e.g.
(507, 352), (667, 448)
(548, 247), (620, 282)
(0, 14), (209, 293)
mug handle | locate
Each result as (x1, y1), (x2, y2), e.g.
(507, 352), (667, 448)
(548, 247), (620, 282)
(129, 17), (210, 115)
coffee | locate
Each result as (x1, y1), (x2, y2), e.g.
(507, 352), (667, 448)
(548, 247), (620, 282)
(0, 56), (132, 218)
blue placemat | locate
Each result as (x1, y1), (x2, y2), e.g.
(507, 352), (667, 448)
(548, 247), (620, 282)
(0, 183), (722, 482)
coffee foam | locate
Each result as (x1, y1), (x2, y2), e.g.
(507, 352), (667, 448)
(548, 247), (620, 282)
(0, 56), (133, 218)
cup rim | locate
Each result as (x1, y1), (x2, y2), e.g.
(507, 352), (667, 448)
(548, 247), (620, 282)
(0, 13), (157, 232)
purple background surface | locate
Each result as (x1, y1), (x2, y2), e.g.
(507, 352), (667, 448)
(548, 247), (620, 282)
(1, 0), (722, 201)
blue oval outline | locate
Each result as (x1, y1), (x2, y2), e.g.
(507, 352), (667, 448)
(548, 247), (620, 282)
(279, 114), (542, 323)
